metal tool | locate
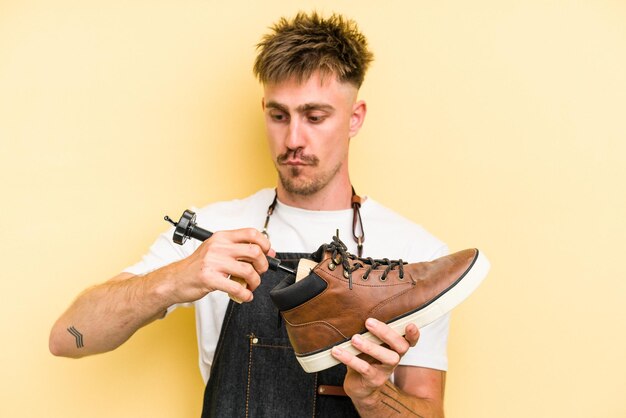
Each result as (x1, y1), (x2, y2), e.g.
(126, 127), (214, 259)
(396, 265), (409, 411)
(164, 209), (295, 275)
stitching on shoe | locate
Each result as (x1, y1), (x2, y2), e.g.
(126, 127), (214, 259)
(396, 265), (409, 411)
(283, 318), (348, 340)
(282, 318), (349, 355)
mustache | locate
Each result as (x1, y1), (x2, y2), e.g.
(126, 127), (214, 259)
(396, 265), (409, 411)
(277, 149), (319, 165)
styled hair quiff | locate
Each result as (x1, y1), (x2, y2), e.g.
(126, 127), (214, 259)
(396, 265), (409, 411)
(253, 12), (374, 88)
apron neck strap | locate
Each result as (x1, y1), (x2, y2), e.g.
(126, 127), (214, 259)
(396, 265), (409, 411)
(262, 188), (366, 257)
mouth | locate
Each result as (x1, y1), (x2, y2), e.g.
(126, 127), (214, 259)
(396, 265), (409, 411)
(281, 160), (311, 166)
(277, 152), (319, 167)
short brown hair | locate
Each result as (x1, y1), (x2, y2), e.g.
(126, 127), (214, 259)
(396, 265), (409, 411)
(253, 12), (374, 88)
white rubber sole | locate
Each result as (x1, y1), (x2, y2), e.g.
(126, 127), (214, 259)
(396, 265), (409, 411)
(296, 250), (491, 373)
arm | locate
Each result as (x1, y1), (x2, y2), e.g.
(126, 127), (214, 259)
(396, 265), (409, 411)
(49, 228), (271, 358)
(332, 319), (445, 418)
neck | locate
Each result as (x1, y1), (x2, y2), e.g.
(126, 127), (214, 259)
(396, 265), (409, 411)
(276, 180), (353, 211)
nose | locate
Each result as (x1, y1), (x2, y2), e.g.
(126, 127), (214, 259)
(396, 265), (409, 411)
(285, 119), (305, 151)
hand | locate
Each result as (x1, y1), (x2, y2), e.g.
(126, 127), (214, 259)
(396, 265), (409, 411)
(331, 318), (420, 407)
(166, 228), (271, 304)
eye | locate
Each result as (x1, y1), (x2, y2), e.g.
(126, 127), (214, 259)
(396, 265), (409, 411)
(307, 113), (326, 124)
(269, 111), (289, 122)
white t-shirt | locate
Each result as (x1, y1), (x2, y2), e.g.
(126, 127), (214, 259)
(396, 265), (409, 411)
(125, 188), (450, 383)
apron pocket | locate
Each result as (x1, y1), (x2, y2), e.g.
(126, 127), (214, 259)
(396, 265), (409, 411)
(245, 334), (316, 417)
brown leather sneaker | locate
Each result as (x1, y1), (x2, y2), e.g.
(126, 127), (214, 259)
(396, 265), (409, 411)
(270, 235), (490, 373)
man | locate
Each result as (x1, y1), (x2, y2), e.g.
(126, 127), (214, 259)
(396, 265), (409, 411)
(50, 12), (449, 417)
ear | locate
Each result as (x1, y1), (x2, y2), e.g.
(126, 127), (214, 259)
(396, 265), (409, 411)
(349, 100), (367, 138)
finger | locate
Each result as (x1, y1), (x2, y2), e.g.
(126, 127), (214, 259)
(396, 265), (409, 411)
(219, 258), (263, 292)
(213, 229), (272, 254)
(331, 346), (388, 388)
(203, 239), (269, 276)
(350, 333), (400, 368)
(331, 345), (367, 373)
(209, 231), (270, 273)
(192, 258), (256, 303)
(404, 323), (420, 347)
(209, 272), (255, 303)
(233, 242), (270, 274)
(364, 318), (411, 358)
(197, 251), (262, 293)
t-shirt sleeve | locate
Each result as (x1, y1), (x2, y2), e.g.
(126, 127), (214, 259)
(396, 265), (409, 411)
(123, 227), (197, 311)
(124, 227), (192, 275)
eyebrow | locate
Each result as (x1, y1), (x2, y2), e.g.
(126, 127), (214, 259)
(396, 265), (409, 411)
(265, 101), (335, 114)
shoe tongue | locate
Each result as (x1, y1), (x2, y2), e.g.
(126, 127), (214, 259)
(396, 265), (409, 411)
(295, 258), (318, 282)
(295, 244), (332, 283)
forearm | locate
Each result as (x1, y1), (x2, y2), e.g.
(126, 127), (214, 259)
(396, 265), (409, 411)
(49, 228), (271, 358)
(354, 381), (444, 418)
(49, 268), (174, 358)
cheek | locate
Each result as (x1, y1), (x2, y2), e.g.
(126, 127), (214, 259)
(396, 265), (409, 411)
(315, 136), (346, 165)
(264, 125), (282, 152)
(316, 122), (348, 149)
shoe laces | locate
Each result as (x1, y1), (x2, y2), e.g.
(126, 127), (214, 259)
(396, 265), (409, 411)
(324, 235), (410, 290)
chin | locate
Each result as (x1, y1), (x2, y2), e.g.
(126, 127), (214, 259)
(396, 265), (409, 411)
(279, 175), (322, 196)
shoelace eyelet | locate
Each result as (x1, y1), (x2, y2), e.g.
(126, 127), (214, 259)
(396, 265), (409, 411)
(325, 235), (405, 287)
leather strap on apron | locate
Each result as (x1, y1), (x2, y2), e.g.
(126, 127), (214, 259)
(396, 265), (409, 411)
(201, 253), (359, 417)
(262, 188), (365, 257)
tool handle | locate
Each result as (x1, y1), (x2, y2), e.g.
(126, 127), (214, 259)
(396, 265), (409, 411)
(189, 224), (213, 242)
(267, 257), (282, 272)
(165, 210), (295, 275)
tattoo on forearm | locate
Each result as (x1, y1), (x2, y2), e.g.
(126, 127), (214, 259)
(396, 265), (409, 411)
(380, 382), (423, 417)
(67, 326), (84, 348)
(381, 399), (402, 414)
(384, 381), (399, 393)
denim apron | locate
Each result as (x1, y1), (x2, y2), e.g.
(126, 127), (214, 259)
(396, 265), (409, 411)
(201, 252), (359, 417)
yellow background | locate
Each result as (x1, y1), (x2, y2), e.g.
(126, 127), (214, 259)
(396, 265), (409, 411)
(1, 1), (625, 417)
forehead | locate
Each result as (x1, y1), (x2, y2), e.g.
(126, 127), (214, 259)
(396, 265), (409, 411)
(263, 72), (357, 108)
